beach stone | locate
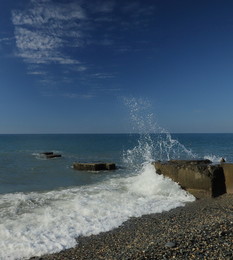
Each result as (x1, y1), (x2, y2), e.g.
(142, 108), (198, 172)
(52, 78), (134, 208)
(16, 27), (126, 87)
(29, 194), (233, 260)
(73, 162), (116, 171)
(219, 231), (227, 236)
(165, 242), (176, 248)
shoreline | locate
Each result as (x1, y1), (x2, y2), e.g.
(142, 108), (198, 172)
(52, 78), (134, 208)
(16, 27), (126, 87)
(30, 194), (233, 260)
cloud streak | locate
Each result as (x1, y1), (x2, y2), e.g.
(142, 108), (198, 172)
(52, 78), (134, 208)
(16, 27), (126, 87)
(91, 73), (115, 79)
(12, 1), (86, 26)
(10, 0), (155, 98)
(12, 0), (85, 65)
(12, 0), (155, 66)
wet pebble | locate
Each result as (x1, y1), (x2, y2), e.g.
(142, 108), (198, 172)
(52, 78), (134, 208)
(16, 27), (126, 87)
(30, 194), (233, 260)
(165, 242), (176, 248)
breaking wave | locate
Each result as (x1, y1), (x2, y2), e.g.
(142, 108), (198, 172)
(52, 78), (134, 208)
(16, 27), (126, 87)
(0, 98), (196, 259)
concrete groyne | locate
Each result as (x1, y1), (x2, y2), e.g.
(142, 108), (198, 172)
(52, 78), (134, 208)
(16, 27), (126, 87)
(41, 152), (62, 159)
(73, 162), (116, 171)
(152, 160), (233, 198)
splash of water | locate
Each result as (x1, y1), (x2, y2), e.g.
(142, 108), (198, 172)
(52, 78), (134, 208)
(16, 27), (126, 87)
(204, 154), (224, 163)
(0, 97), (197, 260)
(0, 166), (195, 260)
(123, 97), (196, 168)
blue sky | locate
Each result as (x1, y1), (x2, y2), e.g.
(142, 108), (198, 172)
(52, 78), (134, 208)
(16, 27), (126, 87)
(1, 0), (233, 133)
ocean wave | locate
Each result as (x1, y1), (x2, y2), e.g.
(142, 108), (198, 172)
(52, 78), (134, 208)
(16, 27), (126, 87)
(0, 163), (194, 260)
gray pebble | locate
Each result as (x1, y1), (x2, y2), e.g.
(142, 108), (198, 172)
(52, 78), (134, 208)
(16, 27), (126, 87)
(29, 194), (233, 260)
(165, 242), (176, 248)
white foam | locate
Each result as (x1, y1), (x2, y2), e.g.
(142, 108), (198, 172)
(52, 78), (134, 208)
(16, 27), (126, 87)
(1, 98), (198, 259)
(204, 154), (224, 163)
(123, 97), (196, 161)
(32, 152), (47, 160)
(0, 164), (194, 260)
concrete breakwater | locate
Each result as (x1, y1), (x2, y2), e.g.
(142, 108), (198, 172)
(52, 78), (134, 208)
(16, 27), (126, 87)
(73, 162), (116, 171)
(40, 152), (62, 159)
(152, 160), (233, 198)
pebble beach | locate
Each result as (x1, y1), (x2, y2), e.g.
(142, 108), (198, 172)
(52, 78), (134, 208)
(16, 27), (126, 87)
(30, 194), (233, 260)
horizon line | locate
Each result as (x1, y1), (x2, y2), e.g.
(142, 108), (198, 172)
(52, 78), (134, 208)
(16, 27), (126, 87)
(0, 132), (233, 135)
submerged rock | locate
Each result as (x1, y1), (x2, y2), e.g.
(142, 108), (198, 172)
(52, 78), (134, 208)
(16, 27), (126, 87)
(73, 162), (116, 171)
(41, 152), (54, 156)
(41, 152), (62, 159)
(46, 154), (62, 159)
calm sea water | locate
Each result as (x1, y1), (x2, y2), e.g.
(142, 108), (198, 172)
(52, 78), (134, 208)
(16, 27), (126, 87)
(0, 134), (132, 194)
(1, 133), (232, 195)
(0, 133), (232, 259)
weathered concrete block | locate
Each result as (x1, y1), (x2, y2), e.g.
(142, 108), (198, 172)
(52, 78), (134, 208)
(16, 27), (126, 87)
(73, 162), (116, 171)
(221, 163), (233, 194)
(41, 152), (62, 159)
(42, 152), (54, 156)
(46, 154), (62, 159)
(152, 160), (226, 198)
(105, 163), (116, 170)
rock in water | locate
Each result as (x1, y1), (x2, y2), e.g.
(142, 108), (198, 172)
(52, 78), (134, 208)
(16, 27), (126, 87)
(73, 162), (116, 171)
(46, 154), (62, 159)
(40, 152), (62, 159)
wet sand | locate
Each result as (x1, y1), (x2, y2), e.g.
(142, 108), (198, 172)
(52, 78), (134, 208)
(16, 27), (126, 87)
(30, 194), (233, 260)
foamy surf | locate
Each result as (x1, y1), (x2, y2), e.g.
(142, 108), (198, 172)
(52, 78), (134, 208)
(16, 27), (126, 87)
(0, 98), (198, 259)
(0, 163), (194, 260)
(204, 154), (223, 163)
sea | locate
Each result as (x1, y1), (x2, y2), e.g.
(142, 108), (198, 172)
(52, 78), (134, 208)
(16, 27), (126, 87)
(1, 98), (233, 259)
(0, 133), (233, 259)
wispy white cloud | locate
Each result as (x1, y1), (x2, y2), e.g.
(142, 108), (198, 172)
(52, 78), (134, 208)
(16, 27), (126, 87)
(38, 78), (56, 88)
(42, 90), (95, 100)
(0, 37), (15, 52)
(12, 1), (86, 26)
(89, 0), (115, 13)
(122, 2), (155, 17)
(87, 38), (114, 47)
(10, 0), (155, 98)
(0, 37), (14, 43)
(91, 73), (115, 79)
(12, 0), (155, 66)
(51, 57), (80, 65)
(120, 2), (155, 31)
(62, 93), (95, 99)
(75, 66), (88, 72)
(16, 48), (80, 65)
(15, 27), (61, 50)
(12, 0), (84, 66)
(27, 70), (47, 75)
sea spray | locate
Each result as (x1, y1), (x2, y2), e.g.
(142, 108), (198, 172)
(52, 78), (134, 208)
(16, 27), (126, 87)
(123, 97), (196, 167)
(123, 98), (223, 163)
(0, 172), (195, 260)
(126, 163), (193, 200)
(0, 98), (196, 260)
(204, 154), (223, 163)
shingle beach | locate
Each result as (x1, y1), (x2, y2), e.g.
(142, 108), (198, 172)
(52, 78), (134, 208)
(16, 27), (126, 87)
(30, 194), (233, 260)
